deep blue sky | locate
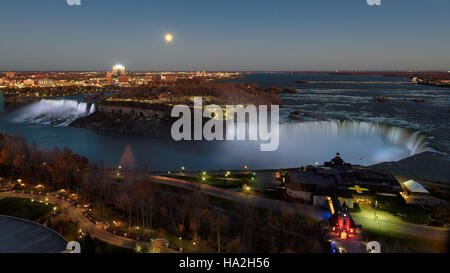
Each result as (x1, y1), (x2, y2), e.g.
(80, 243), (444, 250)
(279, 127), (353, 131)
(1, 0), (449, 71)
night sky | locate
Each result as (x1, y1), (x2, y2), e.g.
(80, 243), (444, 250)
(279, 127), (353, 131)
(1, 0), (449, 71)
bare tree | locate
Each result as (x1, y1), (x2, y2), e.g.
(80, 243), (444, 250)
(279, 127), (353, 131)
(214, 213), (227, 253)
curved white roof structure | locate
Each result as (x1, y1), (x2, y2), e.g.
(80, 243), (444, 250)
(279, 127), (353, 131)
(402, 180), (430, 194)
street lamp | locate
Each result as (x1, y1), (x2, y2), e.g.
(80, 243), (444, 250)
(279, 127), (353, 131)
(374, 200), (378, 219)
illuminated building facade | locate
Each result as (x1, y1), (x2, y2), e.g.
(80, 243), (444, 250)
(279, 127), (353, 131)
(329, 203), (357, 239)
(107, 65), (129, 85)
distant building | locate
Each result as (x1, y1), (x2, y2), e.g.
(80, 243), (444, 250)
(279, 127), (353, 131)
(195, 69), (207, 77)
(119, 75), (129, 84)
(37, 78), (55, 87)
(23, 79), (35, 87)
(112, 64), (126, 76)
(5, 72), (15, 79)
(106, 72), (112, 84)
(166, 74), (177, 82)
(109, 65), (127, 85)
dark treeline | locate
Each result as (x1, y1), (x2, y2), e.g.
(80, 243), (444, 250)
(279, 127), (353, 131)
(0, 132), (326, 252)
(112, 81), (282, 106)
(3, 86), (107, 97)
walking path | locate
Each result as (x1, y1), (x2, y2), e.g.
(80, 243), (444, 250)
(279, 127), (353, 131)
(150, 175), (330, 220)
(150, 175), (450, 242)
(0, 191), (177, 253)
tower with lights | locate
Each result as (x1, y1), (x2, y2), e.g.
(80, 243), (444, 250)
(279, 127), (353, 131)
(108, 65), (128, 85)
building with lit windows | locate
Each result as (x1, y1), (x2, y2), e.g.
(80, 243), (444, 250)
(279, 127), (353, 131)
(283, 154), (403, 209)
(107, 65), (128, 85)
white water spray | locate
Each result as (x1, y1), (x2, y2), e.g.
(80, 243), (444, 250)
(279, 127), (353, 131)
(12, 99), (95, 127)
(284, 120), (429, 156)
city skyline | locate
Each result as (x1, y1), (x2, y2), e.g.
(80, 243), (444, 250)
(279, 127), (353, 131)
(1, 0), (449, 71)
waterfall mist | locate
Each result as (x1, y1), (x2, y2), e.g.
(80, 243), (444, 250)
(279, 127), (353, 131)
(11, 99), (95, 127)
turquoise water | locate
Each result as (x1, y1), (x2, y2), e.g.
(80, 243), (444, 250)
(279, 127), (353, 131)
(0, 73), (443, 171)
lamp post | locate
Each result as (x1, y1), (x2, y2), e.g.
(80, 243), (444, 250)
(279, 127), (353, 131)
(374, 200), (378, 219)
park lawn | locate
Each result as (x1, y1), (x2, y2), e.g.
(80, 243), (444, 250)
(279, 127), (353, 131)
(225, 173), (254, 179)
(371, 196), (430, 225)
(204, 178), (244, 188)
(363, 227), (447, 253)
(0, 197), (53, 221)
(165, 174), (248, 188)
(206, 195), (238, 212)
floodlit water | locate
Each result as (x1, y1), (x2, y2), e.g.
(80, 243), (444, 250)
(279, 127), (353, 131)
(12, 99), (95, 126)
(0, 73), (445, 171)
(0, 116), (426, 171)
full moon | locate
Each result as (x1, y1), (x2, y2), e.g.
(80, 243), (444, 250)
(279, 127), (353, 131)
(164, 33), (173, 43)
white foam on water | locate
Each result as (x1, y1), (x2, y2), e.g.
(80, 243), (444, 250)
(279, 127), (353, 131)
(282, 120), (429, 156)
(12, 99), (95, 127)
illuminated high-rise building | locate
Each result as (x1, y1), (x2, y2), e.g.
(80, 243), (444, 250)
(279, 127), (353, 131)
(106, 72), (112, 84)
(112, 64), (126, 76)
(108, 65), (127, 85)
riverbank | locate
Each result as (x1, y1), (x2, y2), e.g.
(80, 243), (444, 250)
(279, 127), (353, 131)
(70, 110), (172, 136)
(371, 151), (450, 183)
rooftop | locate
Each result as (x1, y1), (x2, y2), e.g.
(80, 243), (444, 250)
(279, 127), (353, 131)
(402, 180), (430, 194)
(0, 215), (67, 253)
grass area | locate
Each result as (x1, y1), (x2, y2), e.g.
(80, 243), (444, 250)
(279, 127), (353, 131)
(372, 196), (430, 225)
(0, 197), (53, 221)
(363, 228), (448, 253)
(206, 194), (238, 212)
(164, 172), (254, 189)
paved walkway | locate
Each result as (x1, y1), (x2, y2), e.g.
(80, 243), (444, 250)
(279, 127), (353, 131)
(150, 175), (450, 242)
(150, 175), (330, 220)
(351, 203), (449, 242)
(352, 215), (449, 242)
(0, 191), (176, 253)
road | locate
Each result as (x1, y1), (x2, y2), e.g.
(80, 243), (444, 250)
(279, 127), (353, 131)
(352, 215), (449, 242)
(0, 191), (176, 252)
(150, 175), (450, 243)
(150, 175), (330, 220)
(351, 203), (449, 242)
